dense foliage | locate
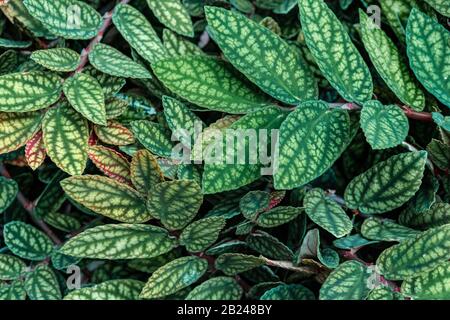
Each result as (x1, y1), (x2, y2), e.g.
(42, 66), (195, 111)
(0, 0), (449, 301)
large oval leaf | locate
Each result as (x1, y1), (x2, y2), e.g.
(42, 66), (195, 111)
(42, 104), (89, 176)
(406, 9), (450, 108)
(360, 101), (409, 150)
(24, 265), (61, 300)
(401, 262), (450, 300)
(205, 6), (317, 104)
(344, 151), (427, 214)
(60, 224), (177, 259)
(360, 11), (425, 111)
(23, 0), (102, 39)
(376, 224), (450, 280)
(298, 0), (373, 103)
(186, 277), (243, 300)
(152, 55), (269, 114)
(140, 256), (208, 299)
(3, 221), (54, 261)
(274, 101), (351, 190)
(112, 4), (166, 64)
(61, 175), (151, 223)
(31, 48), (81, 72)
(0, 72), (62, 112)
(147, 180), (203, 230)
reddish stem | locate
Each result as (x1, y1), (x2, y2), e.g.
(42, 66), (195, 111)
(399, 105), (433, 122)
(0, 164), (63, 245)
(74, 0), (131, 73)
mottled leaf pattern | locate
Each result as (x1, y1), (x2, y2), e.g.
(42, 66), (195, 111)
(256, 206), (302, 228)
(88, 145), (131, 184)
(31, 48), (81, 72)
(0, 254), (26, 280)
(361, 218), (420, 242)
(180, 216), (226, 252)
(401, 262), (450, 299)
(130, 149), (164, 196)
(0, 176), (18, 213)
(186, 277), (243, 300)
(215, 254), (264, 275)
(25, 130), (46, 170)
(64, 280), (144, 300)
(94, 121), (135, 146)
(261, 284), (315, 300)
(146, 0), (194, 37)
(0, 111), (43, 154)
(131, 120), (174, 158)
(24, 265), (61, 300)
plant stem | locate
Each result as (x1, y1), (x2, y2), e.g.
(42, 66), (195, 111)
(0, 163), (63, 245)
(74, 0), (131, 73)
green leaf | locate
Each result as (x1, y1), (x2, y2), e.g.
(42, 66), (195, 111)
(304, 188), (353, 238)
(205, 6), (317, 104)
(51, 250), (81, 271)
(23, 0), (102, 39)
(61, 175), (151, 223)
(0, 254), (26, 280)
(24, 265), (61, 300)
(359, 11), (425, 111)
(186, 277), (243, 300)
(0, 111), (43, 154)
(130, 149), (164, 195)
(94, 121), (135, 146)
(43, 212), (81, 233)
(320, 261), (371, 300)
(163, 29), (203, 57)
(257, 206), (301, 228)
(89, 44), (152, 79)
(42, 104), (89, 176)
(60, 224), (177, 259)
(140, 256), (208, 299)
(147, 180), (203, 230)
(0, 71), (62, 112)
(423, 0), (450, 17)
(246, 231), (294, 260)
(274, 101), (351, 190)
(0, 50), (18, 75)
(84, 66), (126, 96)
(376, 224), (450, 280)
(112, 4), (167, 64)
(88, 145), (131, 185)
(31, 48), (81, 72)
(379, 0), (416, 43)
(0, 38), (31, 49)
(344, 151), (427, 214)
(239, 190), (270, 221)
(152, 55), (269, 114)
(146, 0), (194, 37)
(0, 176), (18, 214)
(215, 253), (264, 275)
(295, 228), (339, 269)
(361, 218), (420, 242)
(401, 262), (450, 300)
(0, 281), (26, 300)
(260, 284), (315, 300)
(130, 120), (174, 158)
(180, 216), (226, 252)
(360, 101), (409, 150)
(3, 221), (54, 261)
(426, 139), (450, 170)
(432, 113), (450, 132)
(367, 286), (397, 300)
(64, 279), (144, 300)
(202, 106), (286, 194)
(298, 0), (373, 103)
(406, 9), (450, 108)
(333, 234), (379, 250)
(400, 203), (450, 229)
(63, 73), (106, 125)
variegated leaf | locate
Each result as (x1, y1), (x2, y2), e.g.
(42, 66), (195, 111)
(25, 130), (46, 170)
(94, 121), (135, 146)
(186, 277), (243, 300)
(146, 0), (194, 37)
(88, 145), (131, 184)
(31, 48), (81, 72)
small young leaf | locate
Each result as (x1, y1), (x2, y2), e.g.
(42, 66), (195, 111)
(42, 105), (89, 176)
(31, 48), (81, 72)
(186, 277), (243, 300)
(205, 6), (317, 104)
(361, 218), (420, 242)
(23, 0), (102, 39)
(319, 261), (371, 300)
(112, 4), (167, 64)
(298, 0), (373, 103)
(274, 101), (351, 190)
(0, 254), (26, 280)
(256, 206), (302, 228)
(89, 44), (152, 79)
(4, 221), (54, 261)
(0, 72), (62, 112)
(63, 73), (106, 125)
(360, 101), (409, 150)
(0, 176), (18, 213)
(360, 11), (425, 111)
(61, 175), (151, 223)
(180, 216), (226, 252)
(24, 265), (61, 300)
(64, 279), (144, 300)
(152, 55), (269, 114)
(60, 224), (177, 259)
(344, 152), (427, 214)
(406, 9), (450, 108)
(377, 224), (450, 280)
(401, 262), (450, 300)
(43, 211), (81, 233)
(260, 284), (315, 300)
(140, 256), (208, 299)
(146, 0), (194, 37)
(304, 188), (353, 238)
(146, 180), (203, 230)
